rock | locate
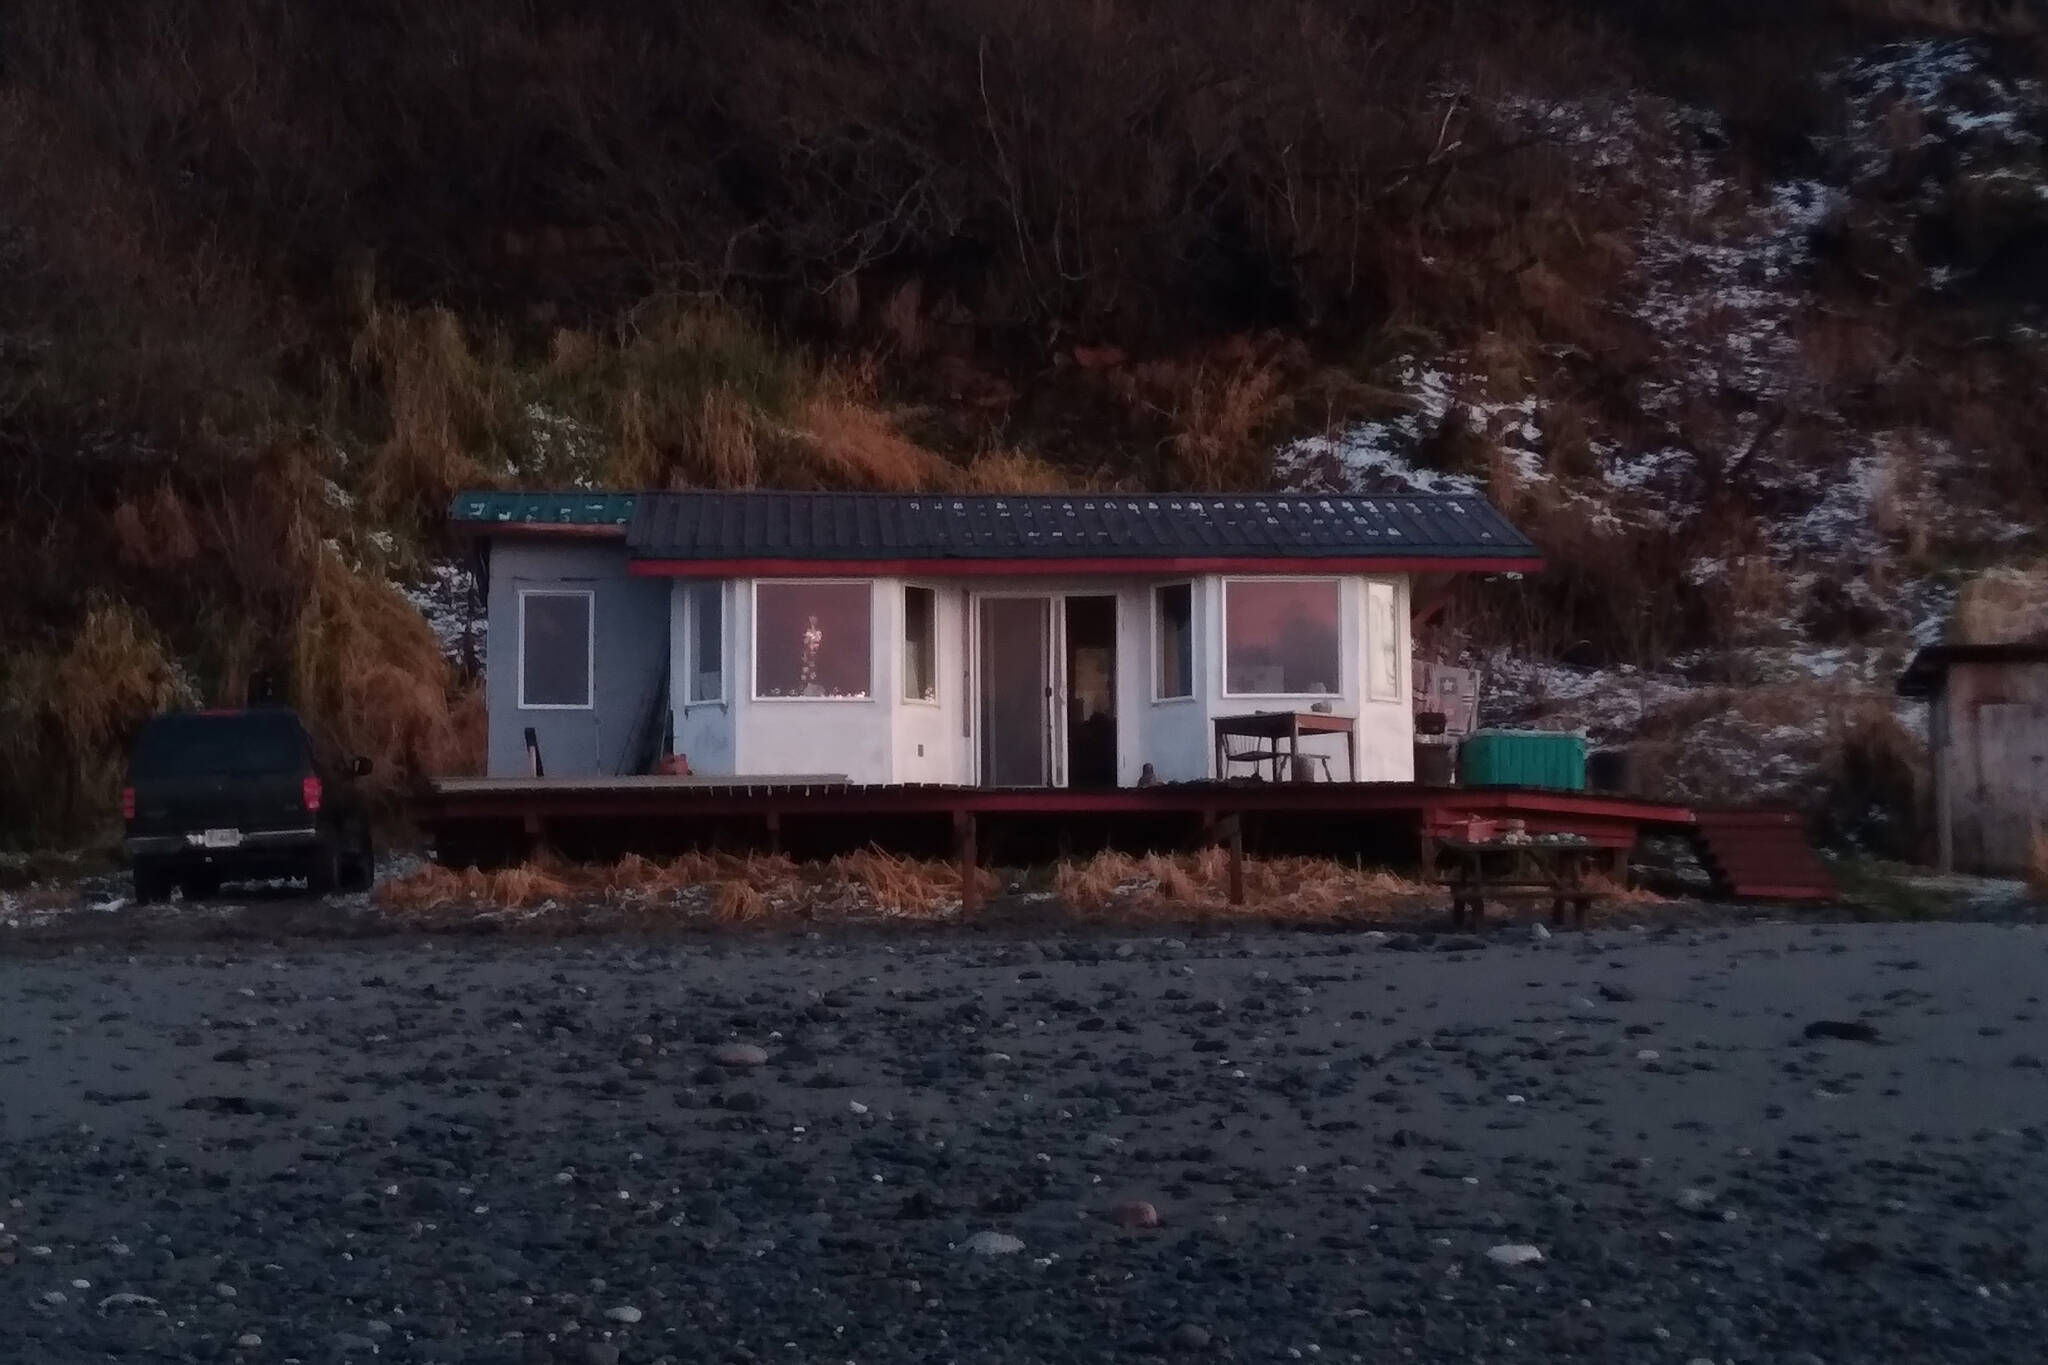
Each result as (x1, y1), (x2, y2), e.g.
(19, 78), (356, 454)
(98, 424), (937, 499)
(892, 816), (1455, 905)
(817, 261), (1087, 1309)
(1803, 1019), (1879, 1043)
(1168, 1323), (1212, 1352)
(711, 1042), (769, 1068)
(236, 1334), (262, 1348)
(1530, 923), (1551, 942)
(585, 1345), (622, 1365)
(96, 1292), (158, 1310)
(603, 1304), (644, 1323)
(1675, 1187), (1715, 1214)
(365, 1319), (394, 1338)
(1635, 1049), (1660, 1062)
(962, 1231), (1025, 1256)
(2012, 1053), (2044, 1070)
(332, 1333), (380, 1354)
(1108, 1200), (1161, 1229)
(1596, 982), (1636, 1003)
(1485, 1243), (1545, 1268)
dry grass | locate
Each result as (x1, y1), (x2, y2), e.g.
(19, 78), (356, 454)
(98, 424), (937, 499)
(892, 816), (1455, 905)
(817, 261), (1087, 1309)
(375, 846), (992, 926)
(0, 601), (195, 836)
(1052, 850), (1441, 920)
(1952, 566), (2048, 645)
(293, 542), (480, 785)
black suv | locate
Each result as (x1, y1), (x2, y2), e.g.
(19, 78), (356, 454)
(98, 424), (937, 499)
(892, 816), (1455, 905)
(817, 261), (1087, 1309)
(123, 707), (376, 902)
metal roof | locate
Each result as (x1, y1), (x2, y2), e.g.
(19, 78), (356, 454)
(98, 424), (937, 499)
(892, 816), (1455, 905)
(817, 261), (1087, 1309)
(625, 491), (1537, 565)
(448, 491), (637, 531)
(1897, 642), (2048, 697)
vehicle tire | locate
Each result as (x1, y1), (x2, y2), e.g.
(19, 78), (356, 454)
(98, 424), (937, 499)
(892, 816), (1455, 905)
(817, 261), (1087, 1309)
(306, 844), (340, 897)
(340, 826), (375, 893)
(180, 871), (222, 902)
(133, 861), (174, 906)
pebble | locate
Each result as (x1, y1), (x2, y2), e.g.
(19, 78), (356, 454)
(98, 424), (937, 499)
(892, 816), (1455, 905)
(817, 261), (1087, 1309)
(1485, 1244), (1545, 1267)
(1169, 1323), (1213, 1351)
(712, 1042), (769, 1068)
(963, 1231), (1025, 1256)
(236, 1333), (262, 1348)
(603, 1304), (644, 1323)
(1108, 1199), (1161, 1229)
(1676, 1187), (1716, 1214)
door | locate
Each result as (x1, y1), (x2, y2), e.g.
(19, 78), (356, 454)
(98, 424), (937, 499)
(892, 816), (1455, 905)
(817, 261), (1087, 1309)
(978, 596), (1055, 786)
(1973, 703), (2048, 872)
(1065, 595), (1118, 787)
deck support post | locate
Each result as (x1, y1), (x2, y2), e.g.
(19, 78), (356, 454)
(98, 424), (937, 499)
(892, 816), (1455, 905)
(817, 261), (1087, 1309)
(954, 811), (980, 913)
(764, 811), (781, 856)
(1211, 814), (1245, 906)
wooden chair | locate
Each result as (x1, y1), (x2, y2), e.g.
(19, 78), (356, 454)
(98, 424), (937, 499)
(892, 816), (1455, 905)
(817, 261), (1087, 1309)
(1223, 742), (1286, 780)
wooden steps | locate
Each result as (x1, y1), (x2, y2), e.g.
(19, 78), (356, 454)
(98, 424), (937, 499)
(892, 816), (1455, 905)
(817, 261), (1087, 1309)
(1690, 808), (1837, 901)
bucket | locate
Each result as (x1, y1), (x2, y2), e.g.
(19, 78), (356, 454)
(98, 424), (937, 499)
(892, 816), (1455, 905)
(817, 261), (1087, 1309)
(1414, 739), (1456, 787)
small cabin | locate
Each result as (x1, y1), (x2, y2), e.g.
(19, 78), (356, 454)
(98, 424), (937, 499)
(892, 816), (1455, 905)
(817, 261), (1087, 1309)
(451, 490), (1541, 788)
(1898, 642), (2048, 874)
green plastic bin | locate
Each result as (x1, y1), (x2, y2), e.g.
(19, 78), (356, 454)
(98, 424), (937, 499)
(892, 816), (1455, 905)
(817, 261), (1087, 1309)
(1457, 730), (1587, 791)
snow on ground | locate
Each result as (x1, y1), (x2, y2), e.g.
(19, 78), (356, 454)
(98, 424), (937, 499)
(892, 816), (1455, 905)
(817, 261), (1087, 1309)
(398, 561), (485, 669)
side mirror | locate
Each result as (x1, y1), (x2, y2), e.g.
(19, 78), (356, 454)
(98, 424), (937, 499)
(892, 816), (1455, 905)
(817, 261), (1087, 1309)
(350, 756), (373, 777)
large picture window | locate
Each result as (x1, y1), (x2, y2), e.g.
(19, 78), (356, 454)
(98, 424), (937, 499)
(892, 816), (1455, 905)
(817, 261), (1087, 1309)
(904, 586), (937, 702)
(519, 590), (593, 709)
(1153, 583), (1193, 700)
(754, 581), (872, 699)
(1223, 578), (1341, 696)
(685, 580), (724, 704)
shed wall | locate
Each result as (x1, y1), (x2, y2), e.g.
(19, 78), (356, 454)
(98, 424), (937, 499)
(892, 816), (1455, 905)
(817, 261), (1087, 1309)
(485, 539), (670, 778)
(1937, 660), (2048, 874)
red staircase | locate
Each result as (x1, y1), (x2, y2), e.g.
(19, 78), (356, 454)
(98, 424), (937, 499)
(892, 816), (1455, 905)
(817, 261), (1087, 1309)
(1689, 807), (1837, 901)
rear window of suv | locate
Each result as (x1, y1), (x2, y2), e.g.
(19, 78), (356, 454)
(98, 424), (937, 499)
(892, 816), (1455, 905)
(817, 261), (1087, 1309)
(131, 711), (311, 779)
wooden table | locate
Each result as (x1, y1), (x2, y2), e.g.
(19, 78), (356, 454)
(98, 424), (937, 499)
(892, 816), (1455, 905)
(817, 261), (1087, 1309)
(1212, 711), (1357, 782)
(1431, 838), (1608, 928)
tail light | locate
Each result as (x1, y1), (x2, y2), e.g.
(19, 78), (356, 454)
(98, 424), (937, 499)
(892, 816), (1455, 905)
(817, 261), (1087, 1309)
(301, 776), (323, 812)
(122, 786), (136, 820)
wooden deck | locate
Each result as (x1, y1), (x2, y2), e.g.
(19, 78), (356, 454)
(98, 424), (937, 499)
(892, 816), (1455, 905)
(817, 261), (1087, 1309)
(412, 777), (1701, 905)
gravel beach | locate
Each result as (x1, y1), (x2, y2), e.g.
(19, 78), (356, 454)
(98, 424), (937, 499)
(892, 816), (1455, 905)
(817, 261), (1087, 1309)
(3, 918), (2046, 1363)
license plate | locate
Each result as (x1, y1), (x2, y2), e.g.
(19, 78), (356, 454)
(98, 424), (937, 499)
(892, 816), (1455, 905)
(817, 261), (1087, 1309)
(199, 828), (243, 850)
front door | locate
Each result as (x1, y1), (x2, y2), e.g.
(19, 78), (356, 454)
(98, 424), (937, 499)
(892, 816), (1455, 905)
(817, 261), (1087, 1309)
(978, 596), (1055, 786)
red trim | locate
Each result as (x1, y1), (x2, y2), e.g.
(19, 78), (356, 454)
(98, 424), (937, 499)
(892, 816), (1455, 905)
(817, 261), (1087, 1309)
(628, 554), (1544, 579)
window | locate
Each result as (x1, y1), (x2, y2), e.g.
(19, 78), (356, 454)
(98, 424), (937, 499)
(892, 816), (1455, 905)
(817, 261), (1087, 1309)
(519, 590), (593, 709)
(1153, 583), (1193, 700)
(1367, 580), (1402, 701)
(1223, 578), (1341, 696)
(686, 581), (724, 704)
(753, 581), (872, 699)
(903, 586), (937, 702)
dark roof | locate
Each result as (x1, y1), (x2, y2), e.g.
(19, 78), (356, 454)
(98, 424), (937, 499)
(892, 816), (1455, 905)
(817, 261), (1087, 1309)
(449, 491), (636, 532)
(625, 491), (1537, 566)
(1898, 642), (2048, 696)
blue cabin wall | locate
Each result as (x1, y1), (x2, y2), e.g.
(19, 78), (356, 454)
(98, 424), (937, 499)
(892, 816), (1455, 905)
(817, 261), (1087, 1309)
(483, 538), (670, 778)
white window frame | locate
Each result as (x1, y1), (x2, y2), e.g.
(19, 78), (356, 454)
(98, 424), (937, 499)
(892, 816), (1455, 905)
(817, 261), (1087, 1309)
(902, 583), (941, 705)
(683, 579), (726, 708)
(1219, 576), (1344, 700)
(1366, 579), (1403, 702)
(517, 588), (595, 711)
(751, 579), (875, 702)
(1151, 581), (1196, 703)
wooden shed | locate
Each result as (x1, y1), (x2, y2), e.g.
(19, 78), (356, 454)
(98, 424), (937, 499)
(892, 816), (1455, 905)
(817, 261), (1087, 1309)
(1897, 643), (2048, 874)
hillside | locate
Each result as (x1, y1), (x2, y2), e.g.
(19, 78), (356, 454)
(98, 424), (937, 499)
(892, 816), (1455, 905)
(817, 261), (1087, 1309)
(3, 0), (2045, 849)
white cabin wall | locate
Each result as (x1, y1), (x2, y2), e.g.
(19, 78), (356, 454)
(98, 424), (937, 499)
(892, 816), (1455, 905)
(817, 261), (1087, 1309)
(892, 583), (968, 783)
(730, 577), (895, 782)
(668, 579), (737, 776)
(1353, 575), (1416, 780)
(1136, 576), (1211, 782)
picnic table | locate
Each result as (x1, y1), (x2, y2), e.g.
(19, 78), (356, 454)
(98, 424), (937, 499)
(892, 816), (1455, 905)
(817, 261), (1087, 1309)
(1429, 837), (1611, 929)
(1211, 710), (1357, 782)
